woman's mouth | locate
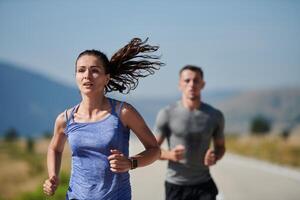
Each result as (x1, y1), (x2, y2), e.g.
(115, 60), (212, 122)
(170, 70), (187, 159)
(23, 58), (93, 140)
(83, 82), (93, 87)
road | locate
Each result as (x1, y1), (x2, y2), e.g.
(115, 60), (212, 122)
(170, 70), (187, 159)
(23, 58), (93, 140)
(211, 153), (300, 200)
(130, 142), (300, 200)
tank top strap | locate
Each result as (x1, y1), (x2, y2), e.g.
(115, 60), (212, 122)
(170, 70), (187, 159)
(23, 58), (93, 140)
(64, 109), (69, 122)
(68, 105), (79, 123)
(117, 101), (125, 117)
(64, 106), (76, 122)
(108, 98), (116, 115)
(64, 105), (78, 135)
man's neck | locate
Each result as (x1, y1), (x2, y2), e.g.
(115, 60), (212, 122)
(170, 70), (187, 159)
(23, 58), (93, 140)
(181, 96), (201, 111)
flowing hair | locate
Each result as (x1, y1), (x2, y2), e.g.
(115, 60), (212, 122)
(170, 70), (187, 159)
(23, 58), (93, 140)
(76, 38), (164, 94)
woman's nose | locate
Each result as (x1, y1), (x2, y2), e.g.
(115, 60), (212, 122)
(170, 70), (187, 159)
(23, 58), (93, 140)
(83, 69), (91, 79)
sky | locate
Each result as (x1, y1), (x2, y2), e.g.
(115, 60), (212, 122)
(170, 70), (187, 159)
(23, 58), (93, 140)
(0, 0), (300, 98)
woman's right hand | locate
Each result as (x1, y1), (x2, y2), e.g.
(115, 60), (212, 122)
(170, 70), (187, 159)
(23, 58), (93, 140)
(43, 175), (59, 196)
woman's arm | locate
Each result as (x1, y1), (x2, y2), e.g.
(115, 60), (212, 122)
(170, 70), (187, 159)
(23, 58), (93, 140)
(108, 103), (160, 172)
(43, 112), (67, 196)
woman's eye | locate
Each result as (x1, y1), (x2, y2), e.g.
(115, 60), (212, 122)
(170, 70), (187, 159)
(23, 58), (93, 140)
(78, 68), (85, 73)
(92, 69), (100, 73)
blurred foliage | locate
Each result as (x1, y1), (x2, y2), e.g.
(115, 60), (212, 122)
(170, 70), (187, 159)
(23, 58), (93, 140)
(16, 171), (70, 200)
(250, 115), (271, 134)
(226, 134), (300, 168)
(0, 139), (43, 174)
(280, 128), (291, 140)
(43, 130), (52, 139)
(0, 138), (72, 200)
(26, 137), (35, 153)
(4, 128), (19, 142)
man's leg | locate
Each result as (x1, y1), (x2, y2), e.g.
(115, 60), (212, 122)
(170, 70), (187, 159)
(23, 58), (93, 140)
(165, 181), (183, 200)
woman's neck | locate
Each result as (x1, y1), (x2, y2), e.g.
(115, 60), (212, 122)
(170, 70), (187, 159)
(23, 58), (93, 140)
(80, 94), (107, 115)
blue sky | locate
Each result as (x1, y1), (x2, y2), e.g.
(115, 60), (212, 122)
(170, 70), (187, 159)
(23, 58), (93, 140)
(0, 0), (299, 98)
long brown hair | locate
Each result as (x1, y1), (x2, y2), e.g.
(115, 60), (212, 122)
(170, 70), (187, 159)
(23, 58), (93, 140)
(76, 38), (164, 94)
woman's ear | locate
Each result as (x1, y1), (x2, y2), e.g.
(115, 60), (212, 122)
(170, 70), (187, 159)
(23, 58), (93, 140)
(105, 74), (111, 85)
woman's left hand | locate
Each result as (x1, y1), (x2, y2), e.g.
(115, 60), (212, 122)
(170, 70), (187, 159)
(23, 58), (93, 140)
(108, 149), (131, 173)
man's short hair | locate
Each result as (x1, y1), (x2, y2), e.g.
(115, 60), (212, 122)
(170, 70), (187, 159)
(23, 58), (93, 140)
(179, 65), (203, 79)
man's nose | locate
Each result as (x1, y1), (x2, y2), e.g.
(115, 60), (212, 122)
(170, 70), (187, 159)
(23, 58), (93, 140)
(188, 80), (195, 87)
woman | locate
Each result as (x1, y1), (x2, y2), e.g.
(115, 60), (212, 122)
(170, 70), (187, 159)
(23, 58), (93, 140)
(43, 38), (163, 200)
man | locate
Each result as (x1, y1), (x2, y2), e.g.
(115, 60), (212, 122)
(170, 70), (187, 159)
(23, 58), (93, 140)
(154, 65), (225, 200)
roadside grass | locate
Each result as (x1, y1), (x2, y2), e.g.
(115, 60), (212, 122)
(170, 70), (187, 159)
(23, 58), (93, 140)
(0, 139), (71, 200)
(0, 141), (44, 174)
(226, 134), (300, 168)
(1, 133), (300, 199)
(15, 171), (69, 200)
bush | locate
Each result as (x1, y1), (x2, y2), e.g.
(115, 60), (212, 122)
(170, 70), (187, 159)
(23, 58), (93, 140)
(4, 128), (19, 142)
(43, 131), (52, 139)
(17, 171), (70, 200)
(26, 137), (35, 153)
(250, 115), (271, 134)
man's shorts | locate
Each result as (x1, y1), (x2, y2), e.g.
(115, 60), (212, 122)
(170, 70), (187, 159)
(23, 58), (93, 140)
(165, 179), (218, 200)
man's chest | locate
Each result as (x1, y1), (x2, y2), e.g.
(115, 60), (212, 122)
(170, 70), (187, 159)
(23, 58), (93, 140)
(168, 110), (215, 140)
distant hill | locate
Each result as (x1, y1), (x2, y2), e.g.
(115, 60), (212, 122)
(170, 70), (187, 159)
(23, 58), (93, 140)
(217, 88), (300, 133)
(1, 61), (299, 136)
(130, 89), (241, 130)
(0, 62), (80, 137)
(131, 88), (300, 134)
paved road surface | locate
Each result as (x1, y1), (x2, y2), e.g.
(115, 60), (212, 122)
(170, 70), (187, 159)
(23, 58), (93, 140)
(130, 141), (300, 200)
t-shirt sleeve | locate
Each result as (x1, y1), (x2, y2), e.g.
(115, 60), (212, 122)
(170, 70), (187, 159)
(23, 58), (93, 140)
(213, 110), (225, 140)
(153, 108), (170, 138)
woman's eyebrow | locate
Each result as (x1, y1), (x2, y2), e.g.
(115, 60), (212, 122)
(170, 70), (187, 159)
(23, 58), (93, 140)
(90, 65), (102, 68)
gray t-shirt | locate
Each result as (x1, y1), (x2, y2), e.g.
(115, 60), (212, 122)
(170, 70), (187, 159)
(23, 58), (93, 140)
(154, 101), (224, 185)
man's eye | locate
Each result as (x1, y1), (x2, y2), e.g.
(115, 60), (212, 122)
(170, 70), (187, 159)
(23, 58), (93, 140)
(78, 69), (85, 73)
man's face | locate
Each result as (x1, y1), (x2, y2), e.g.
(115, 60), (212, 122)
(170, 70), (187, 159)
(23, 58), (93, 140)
(179, 69), (205, 100)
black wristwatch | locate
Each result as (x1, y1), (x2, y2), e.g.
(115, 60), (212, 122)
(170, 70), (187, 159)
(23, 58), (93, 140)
(130, 157), (138, 170)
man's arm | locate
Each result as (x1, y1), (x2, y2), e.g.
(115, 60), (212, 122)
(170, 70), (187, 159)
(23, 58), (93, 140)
(213, 138), (225, 161)
(156, 135), (185, 162)
(204, 138), (225, 166)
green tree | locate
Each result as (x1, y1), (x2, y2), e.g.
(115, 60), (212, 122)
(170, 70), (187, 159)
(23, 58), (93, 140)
(4, 128), (19, 142)
(42, 130), (52, 139)
(280, 128), (290, 140)
(26, 137), (35, 153)
(250, 115), (271, 134)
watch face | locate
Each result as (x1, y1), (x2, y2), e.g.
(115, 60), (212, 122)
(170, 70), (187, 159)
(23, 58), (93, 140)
(133, 158), (138, 168)
(131, 158), (138, 169)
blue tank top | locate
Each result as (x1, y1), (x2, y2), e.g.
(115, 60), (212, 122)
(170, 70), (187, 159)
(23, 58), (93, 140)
(64, 98), (131, 200)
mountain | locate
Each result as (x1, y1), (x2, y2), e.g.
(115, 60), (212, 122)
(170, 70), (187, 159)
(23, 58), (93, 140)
(131, 88), (300, 134)
(217, 88), (300, 133)
(1, 61), (299, 136)
(0, 62), (80, 137)
(129, 89), (241, 130)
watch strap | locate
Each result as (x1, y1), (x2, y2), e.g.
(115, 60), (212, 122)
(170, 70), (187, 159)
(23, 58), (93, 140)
(130, 157), (138, 170)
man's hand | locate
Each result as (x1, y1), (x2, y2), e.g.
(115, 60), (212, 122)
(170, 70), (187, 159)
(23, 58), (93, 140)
(204, 149), (217, 166)
(169, 144), (185, 162)
(108, 149), (131, 173)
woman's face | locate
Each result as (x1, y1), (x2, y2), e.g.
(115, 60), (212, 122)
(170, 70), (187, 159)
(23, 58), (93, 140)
(75, 55), (110, 95)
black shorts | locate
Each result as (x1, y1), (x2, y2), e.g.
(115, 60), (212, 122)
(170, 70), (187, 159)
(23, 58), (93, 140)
(165, 179), (218, 200)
